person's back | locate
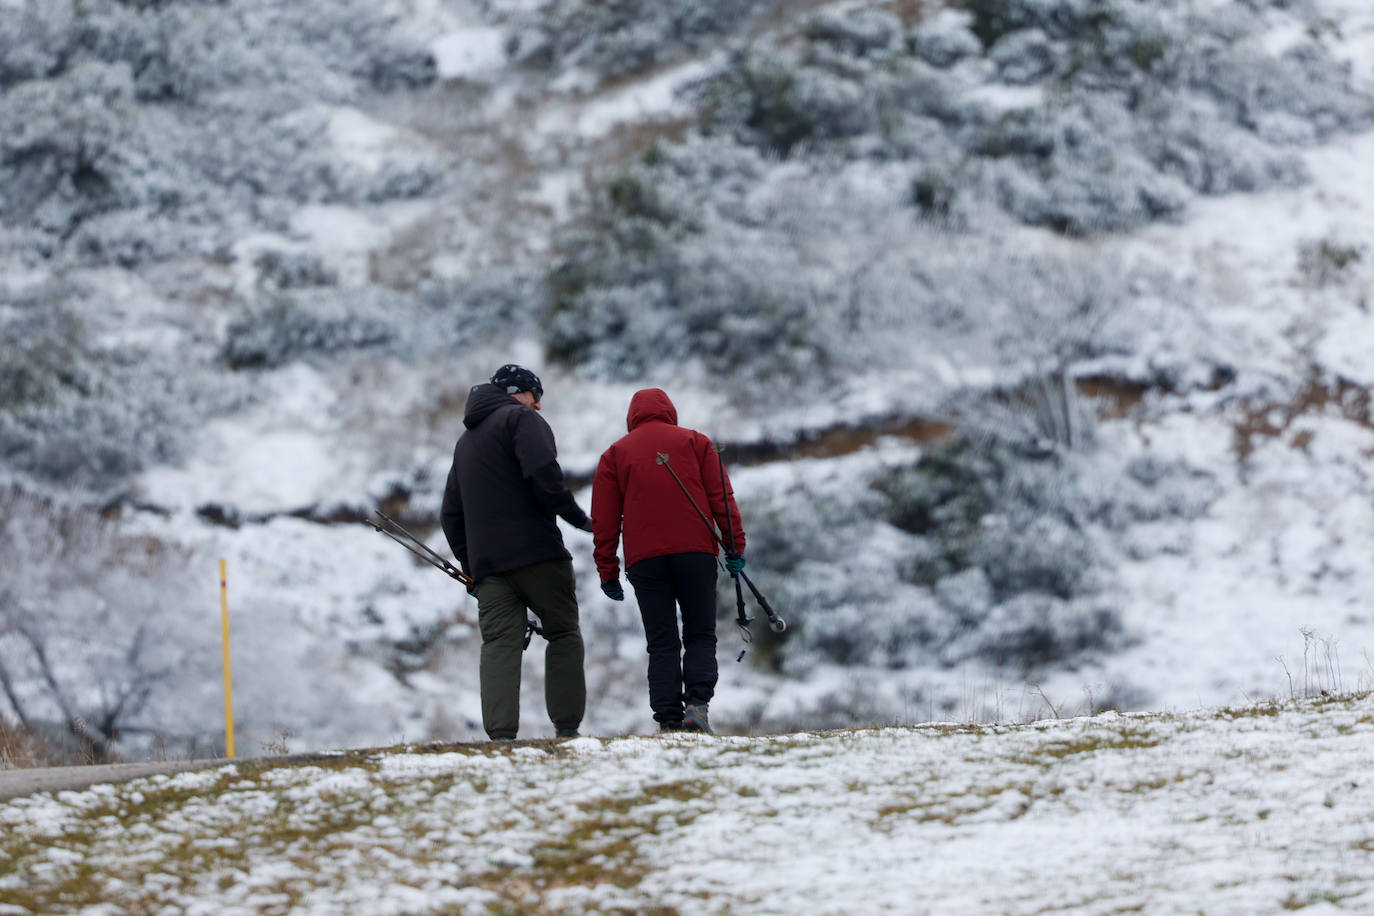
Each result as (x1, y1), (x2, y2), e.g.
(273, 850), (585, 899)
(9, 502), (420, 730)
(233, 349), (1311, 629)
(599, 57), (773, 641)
(595, 389), (732, 574)
(440, 365), (592, 742)
(446, 382), (578, 581)
(592, 388), (745, 734)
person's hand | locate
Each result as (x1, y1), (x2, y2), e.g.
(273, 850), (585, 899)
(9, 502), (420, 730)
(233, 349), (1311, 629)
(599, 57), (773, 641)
(466, 585), (478, 598)
(577, 516), (595, 533)
(725, 552), (746, 575)
(600, 579), (624, 601)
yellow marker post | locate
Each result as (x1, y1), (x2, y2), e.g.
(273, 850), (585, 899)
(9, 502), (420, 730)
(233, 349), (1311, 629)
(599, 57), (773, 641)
(219, 558), (236, 758)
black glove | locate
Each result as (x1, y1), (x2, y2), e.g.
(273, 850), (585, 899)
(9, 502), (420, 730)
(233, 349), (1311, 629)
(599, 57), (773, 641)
(577, 516), (595, 533)
(600, 579), (624, 601)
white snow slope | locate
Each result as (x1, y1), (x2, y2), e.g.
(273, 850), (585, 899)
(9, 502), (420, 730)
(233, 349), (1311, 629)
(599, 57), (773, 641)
(2, 693), (1372, 914)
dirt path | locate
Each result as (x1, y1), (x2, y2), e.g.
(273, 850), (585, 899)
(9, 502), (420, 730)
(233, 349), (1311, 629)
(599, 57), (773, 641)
(0, 759), (232, 803)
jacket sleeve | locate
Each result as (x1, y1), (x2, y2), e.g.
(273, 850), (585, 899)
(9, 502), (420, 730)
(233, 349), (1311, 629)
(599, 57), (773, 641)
(439, 446), (470, 574)
(590, 448), (624, 582)
(512, 409), (591, 528)
(699, 435), (745, 554)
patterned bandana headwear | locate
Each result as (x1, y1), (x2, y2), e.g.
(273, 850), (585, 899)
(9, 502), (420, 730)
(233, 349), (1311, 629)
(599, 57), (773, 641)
(490, 364), (543, 402)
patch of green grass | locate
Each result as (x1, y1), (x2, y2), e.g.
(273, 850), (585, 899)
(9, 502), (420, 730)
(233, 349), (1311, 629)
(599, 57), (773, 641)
(877, 782), (1037, 826)
(514, 780), (713, 893)
(0, 755), (523, 913)
(1011, 727), (1165, 767)
(1283, 889), (1361, 910)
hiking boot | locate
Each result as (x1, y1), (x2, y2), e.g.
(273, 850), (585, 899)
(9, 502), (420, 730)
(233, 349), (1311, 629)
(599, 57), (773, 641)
(682, 703), (712, 735)
(556, 728), (580, 738)
(659, 721), (685, 733)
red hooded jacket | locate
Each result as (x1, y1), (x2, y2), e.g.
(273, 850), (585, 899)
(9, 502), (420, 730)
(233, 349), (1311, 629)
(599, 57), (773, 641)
(592, 388), (746, 582)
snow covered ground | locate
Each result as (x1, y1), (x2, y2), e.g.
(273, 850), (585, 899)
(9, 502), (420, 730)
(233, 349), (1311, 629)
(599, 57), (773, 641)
(2, 692), (1372, 914)
(5, 0), (1374, 760)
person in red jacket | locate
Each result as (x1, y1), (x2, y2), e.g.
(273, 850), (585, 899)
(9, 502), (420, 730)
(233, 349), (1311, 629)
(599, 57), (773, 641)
(592, 388), (746, 734)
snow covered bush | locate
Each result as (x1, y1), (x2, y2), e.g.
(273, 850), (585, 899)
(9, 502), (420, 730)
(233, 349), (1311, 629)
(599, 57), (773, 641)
(0, 0), (441, 271)
(699, 48), (881, 156)
(731, 474), (940, 671)
(418, 268), (548, 349)
(221, 289), (404, 370)
(510, 0), (770, 81)
(971, 99), (1193, 234)
(0, 61), (142, 244)
(0, 0), (437, 101)
(873, 437), (1128, 669)
(740, 424), (1218, 677)
(548, 124), (1182, 397)
(0, 489), (218, 760)
(547, 139), (825, 382)
(1296, 237), (1365, 288)
(683, 0), (1370, 237)
(0, 280), (241, 493)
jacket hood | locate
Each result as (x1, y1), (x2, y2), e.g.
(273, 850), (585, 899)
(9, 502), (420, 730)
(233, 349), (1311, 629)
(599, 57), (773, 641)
(464, 383), (517, 429)
(627, 388), (678, 431)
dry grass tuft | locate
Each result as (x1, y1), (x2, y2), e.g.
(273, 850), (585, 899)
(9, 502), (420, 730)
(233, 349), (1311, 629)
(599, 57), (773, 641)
(0, 715), (57, 769)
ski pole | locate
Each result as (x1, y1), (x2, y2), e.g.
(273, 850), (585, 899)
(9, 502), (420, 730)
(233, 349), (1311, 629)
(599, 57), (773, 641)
(655, 453), (787, 635)
(368, 510), (473, 585)
(365, 510), (544, 645)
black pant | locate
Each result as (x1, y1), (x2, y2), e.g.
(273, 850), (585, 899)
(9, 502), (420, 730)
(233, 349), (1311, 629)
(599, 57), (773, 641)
(626, 552), (718, 725)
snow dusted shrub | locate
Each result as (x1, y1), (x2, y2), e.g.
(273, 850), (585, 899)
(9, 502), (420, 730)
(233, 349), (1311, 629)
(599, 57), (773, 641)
(1137, 94), (1307, 196)
(700, 48), (876, 156)
(0, 6), (66, 89)
(735, 419), (1213, 675)
(963, 0), (1157, 53)
(974, 98), (1191, 234)
(53, 0), (438, 100)
(0, 489), (217, 761)
(940, 591), (1123, 668)
(989, 28), (1061, 85)
(803, 9), (903, 59)
(732, 478), (941, 671)
(0, 288), (176, 490)
(958, 246), (1139, 451)
(515, 0), (769, 81)
(962, 0), (1030, 49)
(908, 16), (983, 68)
(0, 61), (139, 238)
(733, 435), (1132, 674)
(1296, 237), (1365, 289)
(1183, 34), (1373, 140)
(0, 0), (444, 270)
(548, 140), (823, 381)
(253, 249), (338, 292)
(420, 268), (547, 348)
(221, 289), (402, 370)
(939, 1), (1366, 228)
(1090, 454), (1219, 537)
(875, 435), (1127, 669)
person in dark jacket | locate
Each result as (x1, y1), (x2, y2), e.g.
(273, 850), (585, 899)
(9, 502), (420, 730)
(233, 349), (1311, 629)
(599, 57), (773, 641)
(591, 388), (746, 734)
(440, 364), (594, 741)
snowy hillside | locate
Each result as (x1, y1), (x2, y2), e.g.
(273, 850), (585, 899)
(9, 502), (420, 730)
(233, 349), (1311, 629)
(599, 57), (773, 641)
(3, 693), (1373, 913)
(3, 0), (1374, 758)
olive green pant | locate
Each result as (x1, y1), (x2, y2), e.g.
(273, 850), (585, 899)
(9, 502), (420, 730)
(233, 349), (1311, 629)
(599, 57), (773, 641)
(475, 558), (585, 739)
